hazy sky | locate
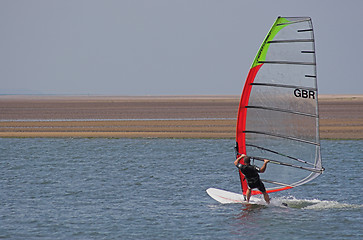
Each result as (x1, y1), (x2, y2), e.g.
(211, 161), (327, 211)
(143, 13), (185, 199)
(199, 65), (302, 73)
(1, 0), (362, 95)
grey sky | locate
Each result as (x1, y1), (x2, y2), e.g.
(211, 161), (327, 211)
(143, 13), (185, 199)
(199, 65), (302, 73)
(1, 0), (362, 95)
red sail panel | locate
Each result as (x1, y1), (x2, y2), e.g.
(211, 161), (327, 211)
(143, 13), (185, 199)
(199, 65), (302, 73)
(235, 64), (262, 196)
(251, 186), (292, 195)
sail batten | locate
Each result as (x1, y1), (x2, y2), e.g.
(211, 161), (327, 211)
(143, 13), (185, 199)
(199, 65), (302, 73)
(243, 130), (320, 146)
(301, 50), (315, 54)
(258, 60), (316, 65)
(268, 39), (314, 43)
(251, 82), (317, 90)
(236, 16), (323, 196)
(298, 29), (313, 32)
(276, 18), (311, 26)
(305, 75), (316, 78)
(246, 105), (317, 117)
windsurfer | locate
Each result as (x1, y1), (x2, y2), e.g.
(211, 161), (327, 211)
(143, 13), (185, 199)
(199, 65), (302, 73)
(234, 154), (270, 204)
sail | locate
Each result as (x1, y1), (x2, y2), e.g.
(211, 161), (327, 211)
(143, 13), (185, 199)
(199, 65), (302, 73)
(235, 17), (324, 196)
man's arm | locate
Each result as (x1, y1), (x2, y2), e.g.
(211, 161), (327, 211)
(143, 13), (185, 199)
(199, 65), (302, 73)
(259, 159), (270, 173)
(234, 154), (245, 166)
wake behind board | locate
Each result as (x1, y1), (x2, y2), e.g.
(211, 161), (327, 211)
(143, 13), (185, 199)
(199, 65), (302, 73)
(206, 188), (288, 207)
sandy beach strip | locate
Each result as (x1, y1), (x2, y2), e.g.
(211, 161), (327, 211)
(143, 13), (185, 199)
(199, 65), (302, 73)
(0, 119), (235, 139)
(0, 95), (362, 139)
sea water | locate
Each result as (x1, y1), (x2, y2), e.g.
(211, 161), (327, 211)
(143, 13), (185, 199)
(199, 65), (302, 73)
(0, 138), (362, 239)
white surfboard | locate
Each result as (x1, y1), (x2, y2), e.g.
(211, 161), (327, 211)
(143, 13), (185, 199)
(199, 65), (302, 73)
(206, 188), (289, 207)
(206, 188), (262, 204)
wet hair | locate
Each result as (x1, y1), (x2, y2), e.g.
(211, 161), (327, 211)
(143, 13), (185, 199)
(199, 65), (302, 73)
(244, 156), (251, 164)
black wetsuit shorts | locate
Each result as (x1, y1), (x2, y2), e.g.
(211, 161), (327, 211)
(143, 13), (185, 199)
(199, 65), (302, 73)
(246, 178), (266, 193)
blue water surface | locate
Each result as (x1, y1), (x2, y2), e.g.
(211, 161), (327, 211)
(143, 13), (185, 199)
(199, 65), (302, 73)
(0, 138), (362, 239)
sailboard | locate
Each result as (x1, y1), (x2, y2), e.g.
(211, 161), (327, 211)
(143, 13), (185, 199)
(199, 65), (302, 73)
(207, 188), (262, 205)
(206, 188), (289, 206)
(207, 16), (324, 204)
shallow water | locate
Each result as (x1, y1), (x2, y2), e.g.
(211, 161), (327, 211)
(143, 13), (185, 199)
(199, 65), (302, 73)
(0, 138), (362, 239)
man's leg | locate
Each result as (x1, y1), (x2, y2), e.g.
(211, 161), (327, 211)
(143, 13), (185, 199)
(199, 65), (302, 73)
(257, 181), (269, 204)
(246, 188), (251, 203)
(263, 191), (270, 204)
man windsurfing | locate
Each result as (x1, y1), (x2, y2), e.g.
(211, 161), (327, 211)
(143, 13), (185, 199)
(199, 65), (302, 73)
(234, 154), (270, 204)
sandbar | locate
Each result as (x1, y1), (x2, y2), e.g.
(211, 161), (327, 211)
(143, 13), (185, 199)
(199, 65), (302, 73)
(0, 95), (362, 139)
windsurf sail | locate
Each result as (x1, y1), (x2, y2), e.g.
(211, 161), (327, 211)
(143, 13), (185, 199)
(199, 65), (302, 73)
(235, 17), (324, 196)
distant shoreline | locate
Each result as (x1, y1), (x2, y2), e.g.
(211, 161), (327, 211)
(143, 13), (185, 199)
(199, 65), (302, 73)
(0, 95), (362, 139)
(0, 93), (362, 98)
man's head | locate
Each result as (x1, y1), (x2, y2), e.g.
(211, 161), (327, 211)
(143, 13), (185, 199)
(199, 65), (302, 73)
(243, 156), (251, 165)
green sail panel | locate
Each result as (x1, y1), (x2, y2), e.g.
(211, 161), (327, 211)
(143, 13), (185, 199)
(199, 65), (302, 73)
(251, 17), (290, 68)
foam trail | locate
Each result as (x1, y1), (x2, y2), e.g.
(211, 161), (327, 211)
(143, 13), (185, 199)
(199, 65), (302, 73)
(270, 196), (363, 210)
